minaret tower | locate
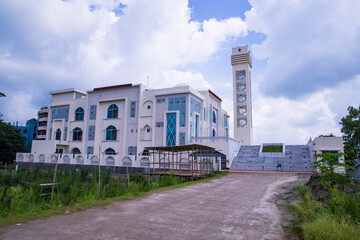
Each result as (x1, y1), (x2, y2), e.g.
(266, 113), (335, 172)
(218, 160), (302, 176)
(231, 44), (253, 145)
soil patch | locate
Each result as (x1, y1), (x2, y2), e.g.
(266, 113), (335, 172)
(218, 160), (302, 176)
(275, 173), (311, 240)
(306, 173), (360, 203)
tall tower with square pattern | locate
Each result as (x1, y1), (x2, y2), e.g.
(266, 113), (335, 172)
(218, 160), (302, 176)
(232, 45), (253, 145)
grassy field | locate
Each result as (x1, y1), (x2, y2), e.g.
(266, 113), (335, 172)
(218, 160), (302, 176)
(262, 145), (283, 152)
(0, 167), (228, 227)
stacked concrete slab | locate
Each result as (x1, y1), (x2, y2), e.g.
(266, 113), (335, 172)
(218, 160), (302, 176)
(230, 145), (313, 172)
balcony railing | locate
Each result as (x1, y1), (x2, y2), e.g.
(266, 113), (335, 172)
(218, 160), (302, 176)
(38, 117), (48, 122)
(190, 136), (242, 144)
(37, 126), (47, 130)
(36, 134), (46, 139)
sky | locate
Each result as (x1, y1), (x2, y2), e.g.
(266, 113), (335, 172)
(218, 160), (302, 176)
(0, 0), (359, 144)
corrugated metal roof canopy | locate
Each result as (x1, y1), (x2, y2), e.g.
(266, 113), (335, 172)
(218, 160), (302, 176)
(145, 144), (215, 152)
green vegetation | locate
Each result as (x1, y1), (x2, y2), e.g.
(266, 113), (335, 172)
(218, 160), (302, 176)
(0, 167), (227, 226)
(289, 153), (360, 239)
(318, 133), (335, 137)
(0, 91), (26, 164)
(0, 119), (26, 164)
(312, 152), (354, 183)
(340, 106), (360, 166)
(262, 145), (283, 152)
(293, 183), (360, 240)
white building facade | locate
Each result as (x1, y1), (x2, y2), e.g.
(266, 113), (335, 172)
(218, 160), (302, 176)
(18, 84), (237, 169)
(311, 136), (346, 173)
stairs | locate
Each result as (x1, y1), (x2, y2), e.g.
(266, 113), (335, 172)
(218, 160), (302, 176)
(230, 145), (313, 172)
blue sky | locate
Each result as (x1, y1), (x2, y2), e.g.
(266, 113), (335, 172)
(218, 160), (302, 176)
(0, 0), (359, 144)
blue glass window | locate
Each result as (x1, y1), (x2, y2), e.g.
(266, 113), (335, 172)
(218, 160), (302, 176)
(195, 115), (199, 137)
(107, 104), (118, 118)
(179, 132), (185, 145)
(55, 128), (61, 140)
(168, 96), (186, 127)
(89, 105), (96, 120)
(166, 113), (176, 146)
(75, 107), (84, 121)
(72, 127), (82, 141)
(130, 101), (136, 118)
(213, 111), (216, 123)
(105, 148), (116, 155)
(88, 125), (95, 140)
(106, 125), (117, 141)
(224, 116), (228, 127)
(64, 127), (67, 141)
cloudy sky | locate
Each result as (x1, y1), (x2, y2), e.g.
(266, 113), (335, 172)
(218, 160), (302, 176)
(0, 0), (359, 144)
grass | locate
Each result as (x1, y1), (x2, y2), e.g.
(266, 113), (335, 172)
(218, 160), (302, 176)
(290, 183), (360, 240)
(302, 214), (360, 240)
(0, 163), (14, 171)
(0, 168), (228, 227)
(262, 145), (283, 152)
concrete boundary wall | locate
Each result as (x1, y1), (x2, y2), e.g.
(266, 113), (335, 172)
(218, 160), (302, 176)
(15, 162), (147, 175)
(16, 152), (150, 168)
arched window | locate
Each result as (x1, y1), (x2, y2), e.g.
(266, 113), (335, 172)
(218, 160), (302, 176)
(72, 127), (82, 141)
(212, 128), (216, 137)
(105, 148), (116, 155)
(144, 125), (151, 133)
(107, 104), (118, 118)
(106, 125), (117, 140)
(212, 111), (216, 123)
(71, 148), (81, 154)
(55, 128), (61, 140)
(75, 107), (84, 121)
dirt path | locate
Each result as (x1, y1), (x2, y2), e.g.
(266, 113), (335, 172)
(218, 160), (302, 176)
(0, 172), (310, 240)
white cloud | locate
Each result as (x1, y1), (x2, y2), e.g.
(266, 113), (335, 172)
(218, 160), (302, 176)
(246, 0), (360, 98)
(326, 75), (360, 123)
(160, 69), (211, 89)
(0, 0), (247, 123)
(253, 89), (342, 145)
(0, 92), (39, 126)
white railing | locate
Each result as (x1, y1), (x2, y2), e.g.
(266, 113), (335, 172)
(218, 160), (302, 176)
(36, 134), (46, 139)
(190, 136), (242, 144)
(191, 136), (242, 169)
(38, 117), (48, 122)
(37, 126), (47, 130)
(15, 152), (150, 168)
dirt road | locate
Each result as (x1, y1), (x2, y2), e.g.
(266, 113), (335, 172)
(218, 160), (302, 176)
(0, 172), (309, 240)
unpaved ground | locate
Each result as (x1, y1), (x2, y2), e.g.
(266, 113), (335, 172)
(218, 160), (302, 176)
(0, 172), (310, 240)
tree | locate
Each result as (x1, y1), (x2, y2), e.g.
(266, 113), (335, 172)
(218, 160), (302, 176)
(0, 91), (5, 118)
(312, 152), (354, 181)
(0, 119), (26, 164)
(340, 106), (360, 165)
(318, 133), (335, 137)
